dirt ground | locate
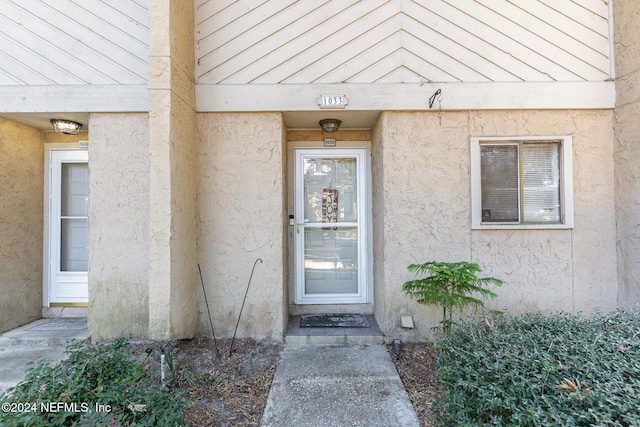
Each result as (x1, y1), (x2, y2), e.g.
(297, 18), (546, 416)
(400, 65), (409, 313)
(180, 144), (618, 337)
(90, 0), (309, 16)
(132, 337), (281, 426)
(132, 338), (441, 426)
(389, 342), (444, 427)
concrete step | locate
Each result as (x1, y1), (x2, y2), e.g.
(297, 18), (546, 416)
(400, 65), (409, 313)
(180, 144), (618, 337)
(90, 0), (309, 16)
(284, 333), (385, 346)
(0, 317), (88, 347)
(284, 314), (385, 346)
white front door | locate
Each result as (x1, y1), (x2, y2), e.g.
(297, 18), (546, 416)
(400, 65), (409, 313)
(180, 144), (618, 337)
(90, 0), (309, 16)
(45, 149), (89, 305)
(294, 148), (369, 304)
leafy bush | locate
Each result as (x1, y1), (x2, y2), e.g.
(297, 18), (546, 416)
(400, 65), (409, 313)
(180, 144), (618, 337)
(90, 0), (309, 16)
(435, 309), (640, 426)
(402, 261), (502, 334)
(0, 337), (187, 426)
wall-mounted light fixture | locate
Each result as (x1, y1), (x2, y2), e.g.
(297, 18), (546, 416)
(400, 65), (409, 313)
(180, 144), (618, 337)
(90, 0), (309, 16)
(319, 119), (341, 133)
(50, 119), (83, 135)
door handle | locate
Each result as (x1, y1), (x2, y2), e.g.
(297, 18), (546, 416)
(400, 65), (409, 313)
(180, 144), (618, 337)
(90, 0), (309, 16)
(297, 220), (302, 234)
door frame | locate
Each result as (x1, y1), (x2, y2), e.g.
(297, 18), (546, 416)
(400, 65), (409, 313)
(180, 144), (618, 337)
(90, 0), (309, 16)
(289, 143), (373, 305)
(43, 144), (89, 307)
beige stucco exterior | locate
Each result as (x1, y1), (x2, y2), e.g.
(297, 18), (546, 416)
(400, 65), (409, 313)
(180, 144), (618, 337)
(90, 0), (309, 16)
(0, 118), (43, 333)
(187, 109), (618, 341)
(614, 0), (640, 307)
(197, 113), (287, 340)
(88, 113), (150, 341)
(147, 0), (198, 340)
(374, 110), (617, 341)
(1, 0), (639, 343)
(1, 108), (616, 342)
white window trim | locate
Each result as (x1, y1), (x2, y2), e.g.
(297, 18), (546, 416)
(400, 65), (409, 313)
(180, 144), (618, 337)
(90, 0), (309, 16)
(470, 135), (574, 230)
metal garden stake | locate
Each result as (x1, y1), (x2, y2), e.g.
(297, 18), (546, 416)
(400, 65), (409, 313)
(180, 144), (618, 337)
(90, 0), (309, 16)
(198, 263), (220, 357)
(229, 258), (263, 356)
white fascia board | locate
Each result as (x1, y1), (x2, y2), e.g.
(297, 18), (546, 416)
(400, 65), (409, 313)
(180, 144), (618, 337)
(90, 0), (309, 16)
(0, 85), (148, 112)
(196, 81), (615, 112)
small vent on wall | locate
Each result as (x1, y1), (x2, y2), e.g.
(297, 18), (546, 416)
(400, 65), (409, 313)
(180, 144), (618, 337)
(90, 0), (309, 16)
(79, 140), (89, 149)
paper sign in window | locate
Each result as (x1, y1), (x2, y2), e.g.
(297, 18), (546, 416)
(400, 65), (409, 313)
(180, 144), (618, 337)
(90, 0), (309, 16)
(322, 189), (338, 229)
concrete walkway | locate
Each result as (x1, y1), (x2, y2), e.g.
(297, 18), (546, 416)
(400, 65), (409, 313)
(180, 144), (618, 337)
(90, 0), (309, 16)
(261, 344), (420, 427)
(0, 318), (88, 396)
(2, 319), (419, 426)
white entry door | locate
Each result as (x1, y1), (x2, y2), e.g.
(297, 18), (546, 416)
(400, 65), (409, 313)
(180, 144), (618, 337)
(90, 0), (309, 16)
(294, 148), (369, 304)
(45, 149), (89, 304)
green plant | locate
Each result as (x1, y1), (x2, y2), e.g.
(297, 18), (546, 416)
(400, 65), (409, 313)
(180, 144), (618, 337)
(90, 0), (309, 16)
(402, 261), (502, 334)
(0, 337), (187, 426)
(435, 310), (640, 426)
(165, 348), (174, 372)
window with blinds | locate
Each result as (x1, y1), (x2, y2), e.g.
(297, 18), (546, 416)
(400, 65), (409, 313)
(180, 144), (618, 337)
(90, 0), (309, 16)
(471, 136), (572, 229)
(522, 143), (560, 223)
(480, 144), (519, 222)
(480, 142), (560, 224)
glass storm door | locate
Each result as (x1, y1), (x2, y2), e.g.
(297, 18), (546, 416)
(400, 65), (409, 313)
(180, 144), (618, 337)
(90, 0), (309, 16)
(294, 149), (368, 304)
(47, 150), (89, 304)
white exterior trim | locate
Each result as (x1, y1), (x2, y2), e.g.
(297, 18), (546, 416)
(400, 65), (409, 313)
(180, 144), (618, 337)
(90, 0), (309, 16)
(294, 148), (372, 304)
(0, 85), (148, 112)
(470, 135), (574, 230)
(197, 82), (615, 112)
(1, 82), (614, 114)
(43, 145), (89, 306)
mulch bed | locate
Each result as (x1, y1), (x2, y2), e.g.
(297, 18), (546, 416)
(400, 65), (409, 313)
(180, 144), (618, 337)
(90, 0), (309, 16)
(388, 342), (444, 427)
(132, 338), (441, 426)
(132, 337), (282, 427)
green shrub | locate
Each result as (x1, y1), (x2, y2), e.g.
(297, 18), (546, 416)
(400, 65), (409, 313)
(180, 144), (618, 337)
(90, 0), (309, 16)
(435, 309), (640, 426)
(0, 337), (187, 426)
(402, 261), (502, 334)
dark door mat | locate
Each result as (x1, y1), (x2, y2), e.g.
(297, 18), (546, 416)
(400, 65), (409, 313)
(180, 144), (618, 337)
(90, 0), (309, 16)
(27, 318), (88, 331)
(300, 313), (370, 328)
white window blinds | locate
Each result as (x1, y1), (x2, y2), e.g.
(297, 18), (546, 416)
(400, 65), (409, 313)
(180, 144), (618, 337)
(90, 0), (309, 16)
(523, 143), (560, 223)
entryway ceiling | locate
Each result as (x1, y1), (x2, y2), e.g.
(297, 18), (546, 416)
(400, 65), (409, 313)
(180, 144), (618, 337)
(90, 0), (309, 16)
(1, 113), (89, 132)
(0, 110), (380, 132)
(283, 110), (380, 130)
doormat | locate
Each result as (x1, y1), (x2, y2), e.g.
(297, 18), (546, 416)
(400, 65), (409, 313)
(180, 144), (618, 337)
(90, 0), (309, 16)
(300, 313), (370, 328)
(27, 318), (87, 331)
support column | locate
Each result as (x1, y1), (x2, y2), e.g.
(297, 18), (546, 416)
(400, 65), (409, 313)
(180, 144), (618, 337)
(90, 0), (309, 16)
(148, 0), (197, 339)
(614, 0), (640, 307)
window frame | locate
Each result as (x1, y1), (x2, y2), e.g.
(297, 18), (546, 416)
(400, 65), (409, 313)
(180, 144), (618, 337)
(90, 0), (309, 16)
(470, 135), (574, 229)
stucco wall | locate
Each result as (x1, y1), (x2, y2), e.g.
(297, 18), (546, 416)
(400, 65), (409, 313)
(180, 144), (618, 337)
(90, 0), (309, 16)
(88, 113), (150, 341)
(0, 118), (43, 333)
(147, 0), (198, 340)
(614, 0), (640, 307)
(197, 113), (285, 341)
(377, 110), (617, 341)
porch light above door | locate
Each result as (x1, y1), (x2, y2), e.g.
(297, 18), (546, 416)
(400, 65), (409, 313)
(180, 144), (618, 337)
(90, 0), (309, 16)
(319, 119), (341, 133)
(50, 119), (83, 135)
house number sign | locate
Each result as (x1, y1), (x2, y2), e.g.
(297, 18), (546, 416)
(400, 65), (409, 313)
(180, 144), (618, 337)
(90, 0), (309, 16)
(324, 138), (336, 147)
(318, 95), (347, 109)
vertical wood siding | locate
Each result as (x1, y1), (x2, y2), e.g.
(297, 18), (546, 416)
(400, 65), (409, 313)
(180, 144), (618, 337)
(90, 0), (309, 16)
(196, 0), (611, 84)
(0, 0), (149, 85)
